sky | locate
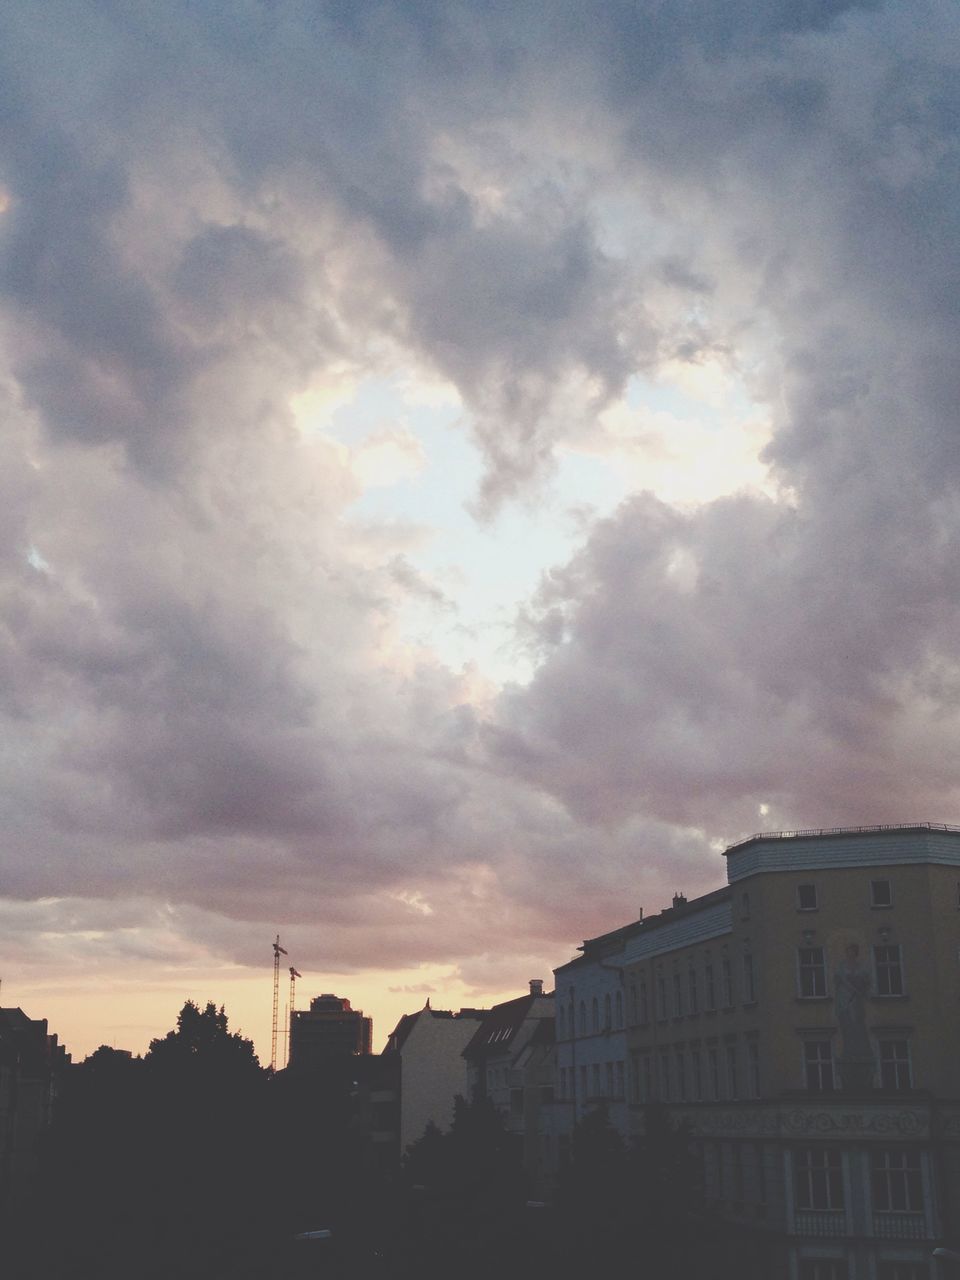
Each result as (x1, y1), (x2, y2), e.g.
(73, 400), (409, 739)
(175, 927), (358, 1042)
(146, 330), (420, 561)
(3, 0), (960, 1062)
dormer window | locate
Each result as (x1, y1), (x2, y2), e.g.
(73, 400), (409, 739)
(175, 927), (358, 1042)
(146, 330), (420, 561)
(797, 883), (818, 911)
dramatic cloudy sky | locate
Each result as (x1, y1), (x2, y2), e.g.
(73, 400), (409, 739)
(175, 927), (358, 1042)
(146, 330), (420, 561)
(4, 0), (960, 1059)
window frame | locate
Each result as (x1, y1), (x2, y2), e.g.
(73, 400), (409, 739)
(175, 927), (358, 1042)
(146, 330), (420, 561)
(803, 1039), (836, 1092)
(725, 1042), (739, 1100)
(798, 946), (828, 999)
(797, 882), (819, 912)
(871, 1149), (924, 1214)
(795, 1147), (844, 1211)
(871, 878), (893, 908)
(721, 954), (734, 1008)
(742, 952), (756, 1004)
(747, 1039), (761, 1099)
(878, 1038), (912, 1091)
(874, 943), (905, 997)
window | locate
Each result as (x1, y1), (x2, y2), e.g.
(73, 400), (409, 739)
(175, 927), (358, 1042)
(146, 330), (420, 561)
(742, 953), (756, 1004)
(579, 1065), (587, 1099)
(579, 1001), (586, 1035)
(673, 972), (684, 1017)
(798, 947), (827, 998)
(642, 1053), (653, 1102)
(797, 883), (818, 911)
(722, 955), (734, 1007)
(879, 1039), (912, 1091)
(705, 962), (716, 1011)
(872, 1150), (923, 1213)
(799, 1263), (848, 1280)
(592, 997), (599, 1032)
(629, 1051), (640, 1103)
(605, 1061), (614, 1096)
(804, 1040), (835, 1092)
(741, 891), (751, 920)
(875, 944), (904, 996)
(639, 977), (649, 1025)
(725, 1044), (738, 1100)
(659, 1049), (671, 1101)
(656, 973), (667, 1021)
(557, 1006), (565, 1039)
(795, 1148), (844, 1211)
(878, 1263), (928, 1280)
(747, 1040), (760, 1098)
(675, 1047), (687, 1101)
(615, 990), (623, 1028)
(604, 993), (612, 1029)
(615, 1059), (624, 1098)
(871, 878), (893, 907)
(691, 1047), (703, 1100)
(628, 984), (637, 1024)
(591, 1063), (600, 1097)
(688, 968), (698, 1014)
(559, 1067), (567, 1099)
(708, 1045), (721, 1100)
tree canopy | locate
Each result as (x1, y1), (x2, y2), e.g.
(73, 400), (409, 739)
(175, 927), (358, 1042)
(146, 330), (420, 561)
(145, 999), (260, 1076)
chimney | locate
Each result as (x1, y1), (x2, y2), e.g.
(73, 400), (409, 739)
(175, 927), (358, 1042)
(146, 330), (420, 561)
(529, 978), (544, 996)
(672, 892), (687, 909)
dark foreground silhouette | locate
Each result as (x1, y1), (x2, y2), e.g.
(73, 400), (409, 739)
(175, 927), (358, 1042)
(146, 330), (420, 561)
(3, 1002), (770, 1280)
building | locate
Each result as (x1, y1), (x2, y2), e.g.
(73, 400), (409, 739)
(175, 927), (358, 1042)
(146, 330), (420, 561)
(555, 822), (960, 1278)
(463, 980), (555, 1194)
(0, 1007), (71, 1218)
(554, 910), (649, 1146)
(288, 993), (372, 1071)
(383, 1001), (487, 1157)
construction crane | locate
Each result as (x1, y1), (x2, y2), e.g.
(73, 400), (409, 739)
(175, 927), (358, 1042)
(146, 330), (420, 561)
(286, 966), (301, 1069)
(270, 934), (287, 1071)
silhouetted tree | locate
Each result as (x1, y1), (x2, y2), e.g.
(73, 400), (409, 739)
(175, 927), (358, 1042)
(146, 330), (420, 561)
(40, 1001), (276, 1280)
(145, 999), (260, 1076)
(555, 1105), (632, 1274)
(397, 1093), (526, 1279)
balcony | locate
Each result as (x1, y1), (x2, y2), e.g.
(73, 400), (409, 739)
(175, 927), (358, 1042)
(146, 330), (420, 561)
(794, 1210), (846, 1238)
(873, 1212), (926, 1240)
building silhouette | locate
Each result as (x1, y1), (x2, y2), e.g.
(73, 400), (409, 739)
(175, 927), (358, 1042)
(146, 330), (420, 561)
(463, 979), (554, 1192)
(384, 1001), (486, 1156)
(288, 993), (372, 1071)
(554, 822), (960, 1277)
(0, 1007), (71, 1220)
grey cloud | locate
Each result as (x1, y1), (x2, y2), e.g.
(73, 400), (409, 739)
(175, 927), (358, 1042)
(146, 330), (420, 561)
(3, 0), (960, 1009)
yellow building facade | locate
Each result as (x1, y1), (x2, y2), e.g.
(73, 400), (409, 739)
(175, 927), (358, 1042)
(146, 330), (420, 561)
(616, 823), (960, 1280)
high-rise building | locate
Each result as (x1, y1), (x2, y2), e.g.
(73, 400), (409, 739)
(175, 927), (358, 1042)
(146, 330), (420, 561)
(288, 993), (372, 1071)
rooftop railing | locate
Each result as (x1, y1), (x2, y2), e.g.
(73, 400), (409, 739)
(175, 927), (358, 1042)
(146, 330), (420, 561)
(725, 821), (960, 853)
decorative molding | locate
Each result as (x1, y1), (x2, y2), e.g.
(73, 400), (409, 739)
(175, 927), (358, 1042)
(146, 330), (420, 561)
(661, 1102), (932, 1141)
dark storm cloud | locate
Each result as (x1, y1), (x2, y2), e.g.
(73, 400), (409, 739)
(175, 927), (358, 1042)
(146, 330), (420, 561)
(2, 0), (960, 990)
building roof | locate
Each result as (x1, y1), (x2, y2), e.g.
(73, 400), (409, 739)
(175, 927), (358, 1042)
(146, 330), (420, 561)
(384, 1004), (487, 1055)
(724, 820), (960, 854)
(556, 885), (732, 976)
(461, 992), (551, 1059)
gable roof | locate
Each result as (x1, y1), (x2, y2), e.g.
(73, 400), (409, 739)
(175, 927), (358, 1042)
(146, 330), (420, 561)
(462, 992), (551, 1059)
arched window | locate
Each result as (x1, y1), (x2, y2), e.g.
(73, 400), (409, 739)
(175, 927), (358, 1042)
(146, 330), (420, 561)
(592, 997), (599, 1033)
(579, 1001), (586, 1034)
(604, 993), (612, 1029)
(615, 990), (624, 1028)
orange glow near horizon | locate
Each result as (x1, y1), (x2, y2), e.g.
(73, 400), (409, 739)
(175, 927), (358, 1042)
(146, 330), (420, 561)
(7, 963), (551, 1065)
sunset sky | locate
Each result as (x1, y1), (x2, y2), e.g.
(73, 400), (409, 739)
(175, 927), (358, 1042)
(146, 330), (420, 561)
(4, 0), (960, 1063)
